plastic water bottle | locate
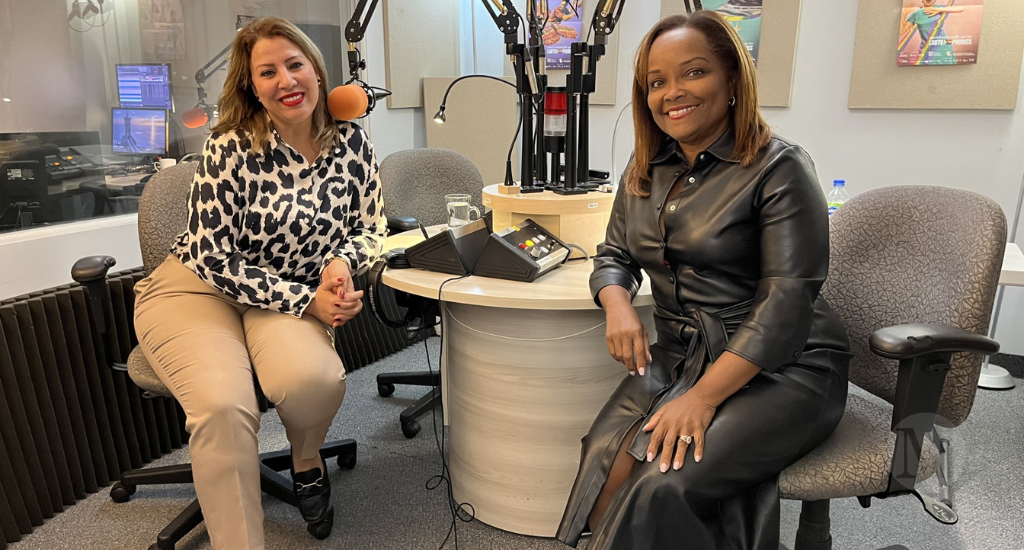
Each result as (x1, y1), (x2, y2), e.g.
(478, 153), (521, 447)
(827, 180), (850, 216)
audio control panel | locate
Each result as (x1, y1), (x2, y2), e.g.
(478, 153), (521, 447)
(496, 221), (568, 270)
(473, 219), (570, 282)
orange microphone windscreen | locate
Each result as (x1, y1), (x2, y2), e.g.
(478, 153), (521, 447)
(327, 84), (369, 121)
(182, 107), (210, 129)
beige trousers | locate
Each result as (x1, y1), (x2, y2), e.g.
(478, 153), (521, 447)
(133, 256), (347, 550)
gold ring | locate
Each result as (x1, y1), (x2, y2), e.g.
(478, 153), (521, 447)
(678, 434), (692, 444)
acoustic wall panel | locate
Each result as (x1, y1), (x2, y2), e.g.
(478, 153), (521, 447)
(849, 0), (1023, 110)
(382, 0), (461, 109)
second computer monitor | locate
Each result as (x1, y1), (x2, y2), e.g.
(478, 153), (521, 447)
(112, 108), (168, 156)
(116, 63), (173, 110)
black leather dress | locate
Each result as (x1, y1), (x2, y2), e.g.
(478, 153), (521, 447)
(556, 130), (852, 550)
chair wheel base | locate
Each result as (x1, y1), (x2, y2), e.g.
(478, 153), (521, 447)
(913, 490), (958, 525)
(402, 419), (421, 439)
(337, 450), (357, 470)
(306, 505), (334, 540)
(378, 383), (395, 397)
(110, 482), (137, 503)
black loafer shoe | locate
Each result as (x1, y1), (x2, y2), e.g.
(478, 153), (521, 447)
(291, 455), (334, 539)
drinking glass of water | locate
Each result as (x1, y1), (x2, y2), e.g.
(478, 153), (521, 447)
(445, 193), (480, 227)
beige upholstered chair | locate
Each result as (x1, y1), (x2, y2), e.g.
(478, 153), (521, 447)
(72, 162), (357, 548)
(778, 186), (1006, 549)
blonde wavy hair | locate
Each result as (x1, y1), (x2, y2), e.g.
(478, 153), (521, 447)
(626, 12), (773, 197)
(212, 17), (337, 154)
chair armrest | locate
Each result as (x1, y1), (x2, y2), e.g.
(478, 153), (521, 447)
(72, 255), (117, 283)
(870, 323), (997, 500)
(870, 323), (999, 360)
(71, 255), (116, 337)
(387, 216), (419, 233)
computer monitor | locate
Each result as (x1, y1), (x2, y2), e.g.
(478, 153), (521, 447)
(116, 63), (173, 110)
(111, 108), (168, 156)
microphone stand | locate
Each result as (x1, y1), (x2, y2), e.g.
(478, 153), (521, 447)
(527, 1), (548, 191)
(555, 42), (588, 195)
(554, 0), (625, 195)
(480, 0), (540, 193)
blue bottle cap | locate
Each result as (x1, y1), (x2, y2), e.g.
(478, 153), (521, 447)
(833, 179), (845, 186)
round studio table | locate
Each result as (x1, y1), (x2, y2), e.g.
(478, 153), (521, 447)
(382, 233), (654, 537)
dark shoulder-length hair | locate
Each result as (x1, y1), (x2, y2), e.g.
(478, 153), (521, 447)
(625, 11), (773, 197)
(212, 17), (337, 155)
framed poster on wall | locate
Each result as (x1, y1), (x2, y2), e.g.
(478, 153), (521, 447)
(897, 0), (985, 66)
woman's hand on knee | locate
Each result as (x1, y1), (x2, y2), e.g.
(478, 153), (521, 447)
(642, 392), (717, 473)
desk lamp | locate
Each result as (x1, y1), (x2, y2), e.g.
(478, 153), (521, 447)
(432, 75), (521, 189)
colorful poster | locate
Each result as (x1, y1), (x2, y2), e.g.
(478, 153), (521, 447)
(535, 1), (583, 71)
(703, 1), (763, 65)
(897, 0), (984, 66)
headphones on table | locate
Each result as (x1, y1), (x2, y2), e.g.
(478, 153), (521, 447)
(367, 248), (439, 332)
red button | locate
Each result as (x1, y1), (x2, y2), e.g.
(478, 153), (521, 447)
(519, 243), (528, 249)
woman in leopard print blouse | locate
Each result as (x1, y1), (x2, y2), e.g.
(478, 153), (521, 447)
(133, 17), (384, 549)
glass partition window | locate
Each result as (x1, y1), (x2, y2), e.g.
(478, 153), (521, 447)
(0, 0), (350, 234)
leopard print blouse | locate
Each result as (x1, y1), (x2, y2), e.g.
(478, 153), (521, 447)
(172, 121), (386, 318)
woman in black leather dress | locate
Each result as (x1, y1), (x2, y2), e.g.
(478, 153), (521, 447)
(557, 12), (851, 550)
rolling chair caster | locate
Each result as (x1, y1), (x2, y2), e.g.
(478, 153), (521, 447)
(378, 382), (396, 397)
(337, 449), (358, 469)
(401, 419), (421, 439)
(110, 481), (137, 503)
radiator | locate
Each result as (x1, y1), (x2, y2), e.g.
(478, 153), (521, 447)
(0, 269), (423, 547)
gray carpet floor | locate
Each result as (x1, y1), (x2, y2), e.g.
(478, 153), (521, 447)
(8, 340), (1024, 550)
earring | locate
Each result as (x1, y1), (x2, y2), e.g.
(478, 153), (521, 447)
(729, 96), (736, 107)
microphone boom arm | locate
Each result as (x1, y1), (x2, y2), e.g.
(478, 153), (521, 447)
(345, 0), (381, 81)
(193, 42), (233, 110)
(479, 0), (539, 190)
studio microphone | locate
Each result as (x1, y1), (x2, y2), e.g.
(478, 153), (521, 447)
(181, 106), (211, 129)
(327, 80), (392, 120)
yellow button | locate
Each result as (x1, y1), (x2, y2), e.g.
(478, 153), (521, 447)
(526, 240), (535, 247)
(512, 226), (520, 231)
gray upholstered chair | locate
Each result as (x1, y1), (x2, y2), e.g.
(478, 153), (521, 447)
(374, 148), (485, 438)
(379, 147), (487, 228)
(779, 186), (1005, 550)
(71, 162), (357, 549)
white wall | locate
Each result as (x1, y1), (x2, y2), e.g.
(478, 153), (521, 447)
(6, 1), (1024, 353)
(762, 2), (1024, 352)
(468, 2), (1024, 352)
(358, 0), (427, 159)
(0, 217), (142, 299)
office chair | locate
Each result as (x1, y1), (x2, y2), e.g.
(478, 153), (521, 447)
(778, 186), (1005, 550)
(71, 162), (357, 550)
(375, 148), (486, 438)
